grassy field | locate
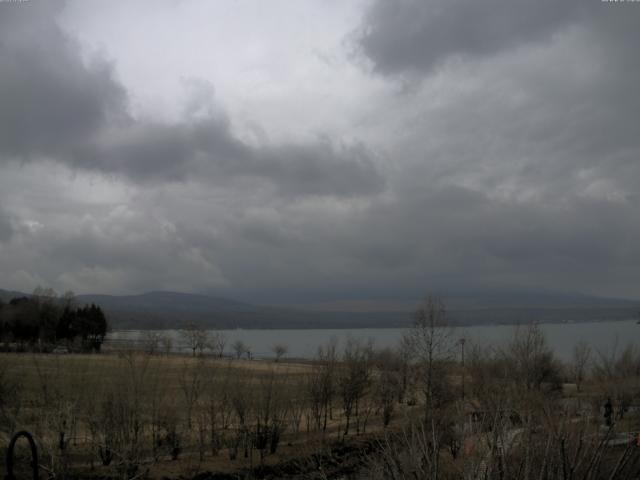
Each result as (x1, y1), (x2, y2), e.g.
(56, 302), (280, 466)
(0, 351), (413, 479)
(3, 327), (640, 479)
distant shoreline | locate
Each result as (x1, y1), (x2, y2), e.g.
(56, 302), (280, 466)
(108, 316), (637, 332)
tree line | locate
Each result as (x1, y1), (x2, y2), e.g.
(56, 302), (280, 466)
(0, 287), (108, 352)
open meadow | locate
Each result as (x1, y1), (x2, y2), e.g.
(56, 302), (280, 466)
(0, 347), (421, 479)
(3, 312), (640, 479)
(0, 291), (424, 479)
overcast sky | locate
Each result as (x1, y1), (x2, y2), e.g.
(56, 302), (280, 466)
(1, 0), (639, 302)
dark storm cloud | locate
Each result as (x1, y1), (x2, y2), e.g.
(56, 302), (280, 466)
(0, 1), (128, 160)
(354, 0), (640, 205)
(70, 117), (246, 183)
(74, 118), (384, 196)
(356, 0), (593, 75)
(0, 1), (384, 197)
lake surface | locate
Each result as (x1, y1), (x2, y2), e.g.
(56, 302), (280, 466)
(107, 320), (640, 360)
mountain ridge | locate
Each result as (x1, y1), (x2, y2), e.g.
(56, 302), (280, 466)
(1, 288), (639, 329)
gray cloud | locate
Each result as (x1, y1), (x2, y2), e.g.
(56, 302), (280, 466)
(71, 117), (245, 183)
(0, 1), (383, 198)
(73, 118), (384, 196)
(0, 209), (13, 243)
(354, 0), (640, 203)
(1, 158), (639, 300)
(0, 1), (128, 160)
(141, 182), (636, 303)
(356, 0), (595, 75)
(1, 0), (639, 302)
(255, 141), (384, 197)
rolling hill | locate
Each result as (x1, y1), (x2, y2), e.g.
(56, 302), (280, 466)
(1, 288), (638, 329)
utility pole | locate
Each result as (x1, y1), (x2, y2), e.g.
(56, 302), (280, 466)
(458, 337), (467, 473)
(459, 338), (466, 402)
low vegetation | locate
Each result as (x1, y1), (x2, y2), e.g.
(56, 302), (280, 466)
(1, 295), (639, 479)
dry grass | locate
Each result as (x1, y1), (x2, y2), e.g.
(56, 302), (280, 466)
(1, 351), (313, 383)
(0, 351), (400, 479)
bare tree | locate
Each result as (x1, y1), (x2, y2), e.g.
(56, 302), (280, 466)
(209, 332), (227, 358)
(141, 331), (161, 355)
(202, 362), (223, 456)
(179, 358), (205, 429)
(317, 338), (338, 432)
(592, 341), (640, 421)
(180, 323), (209, 357)
(228, 369), (252, 460)
(159, 333), (173, 355)
(287, 376), (307, 435)
(89, 352), (149, 477)
(339, 337), (372, 436)
(372, 348), (402, 428)
(306, 370), (324, 431)
(504, 322), (560, 392)
(252, 368), (290, 463)
(232, 340), (247, 360)
(271, 344), (288, 362)
(571, 340), (591, 392)
(408, 295), (454, 420)
(396, 335), (414, 403)
(376, 368), (398, 428)
(147, 358), (169, 462)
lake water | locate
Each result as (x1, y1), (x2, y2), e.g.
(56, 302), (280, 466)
(107, 320), (640, 360)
